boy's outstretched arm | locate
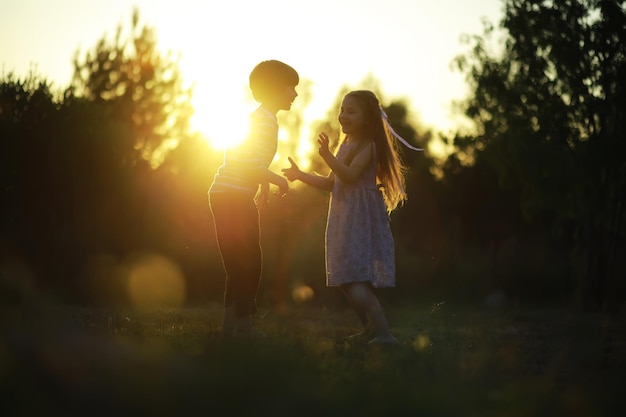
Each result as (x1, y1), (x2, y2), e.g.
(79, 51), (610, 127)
(262, 169), (289, 197)
(282, 157), (334, 192)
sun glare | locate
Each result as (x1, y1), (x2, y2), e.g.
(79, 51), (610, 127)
(190, 83), (257, 151)
(188, 77), (320, 172)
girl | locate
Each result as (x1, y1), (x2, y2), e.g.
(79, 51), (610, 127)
(282, 90), (422, 344)
(209, 60), (299, 338)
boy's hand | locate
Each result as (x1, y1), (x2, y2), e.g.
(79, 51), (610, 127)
(255, 183), (269, 209)
(276, 176), (289, 198)
(282, 157), (301, 182)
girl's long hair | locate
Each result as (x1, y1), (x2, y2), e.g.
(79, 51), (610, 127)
(343, 90), (408, 213)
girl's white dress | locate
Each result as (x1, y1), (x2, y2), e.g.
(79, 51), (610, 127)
(325, 141), (395, 288)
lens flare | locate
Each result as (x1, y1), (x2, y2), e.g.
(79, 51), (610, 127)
(127, 253), (186, 310)
(412, 333), (432, 351)
(291, 284), (314, 303)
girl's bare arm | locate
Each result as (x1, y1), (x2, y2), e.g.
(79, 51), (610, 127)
(317, 133), (373, 184)
(282, 157), (334, 192)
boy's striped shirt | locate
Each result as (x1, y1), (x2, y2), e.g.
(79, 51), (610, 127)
(209, 106), (278, 196)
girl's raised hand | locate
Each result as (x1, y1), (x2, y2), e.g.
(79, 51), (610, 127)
(282, 156), (301, 181)
(317, 132), (332, 160)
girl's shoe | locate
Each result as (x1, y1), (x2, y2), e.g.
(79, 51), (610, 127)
(367, 335), (398, 345)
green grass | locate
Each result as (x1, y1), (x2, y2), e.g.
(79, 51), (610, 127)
(1, 301), (624, 416)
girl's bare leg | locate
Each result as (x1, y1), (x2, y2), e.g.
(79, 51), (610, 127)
(342, 282), (397, 344)
(341, 284), (371, 338)
(367, 307), (398, 345)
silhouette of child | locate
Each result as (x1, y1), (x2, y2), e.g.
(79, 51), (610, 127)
(282, 90), (422, 344)
(209, 60), (299, 338)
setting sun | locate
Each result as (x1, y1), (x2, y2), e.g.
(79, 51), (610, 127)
(189, 83), (257, 150)
(187, 79), (317, 173)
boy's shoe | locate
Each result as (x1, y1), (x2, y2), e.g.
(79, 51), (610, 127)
(232, 326), (267, 339)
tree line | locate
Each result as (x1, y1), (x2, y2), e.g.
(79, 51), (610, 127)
(1, 2), (623, 312)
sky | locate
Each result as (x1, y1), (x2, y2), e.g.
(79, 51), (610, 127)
(1, 0), (504, 151)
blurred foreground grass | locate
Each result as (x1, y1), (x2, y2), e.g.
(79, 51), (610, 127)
(1, 301), (624, 416)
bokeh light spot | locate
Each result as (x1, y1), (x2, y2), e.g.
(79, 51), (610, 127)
(127, 253), (186, 310)
(412, 333), (432, 351)
(291, 284), (315, 303)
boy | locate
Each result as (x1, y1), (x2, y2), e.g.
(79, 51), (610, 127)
(209, 60), (299, 338)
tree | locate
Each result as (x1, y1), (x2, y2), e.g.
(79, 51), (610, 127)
(0, 72), (58, 256)
(452, 0), (625, 309)
(1, 10), (203, 305)
(70, 8), (194, 168)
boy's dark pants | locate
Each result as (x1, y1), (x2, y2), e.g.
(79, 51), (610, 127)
(209, 191), (262, 318)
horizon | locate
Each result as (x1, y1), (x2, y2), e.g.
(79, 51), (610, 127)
(1, 0), (503, 154)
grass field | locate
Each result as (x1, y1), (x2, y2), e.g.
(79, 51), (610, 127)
(1, 301), (624, 416)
